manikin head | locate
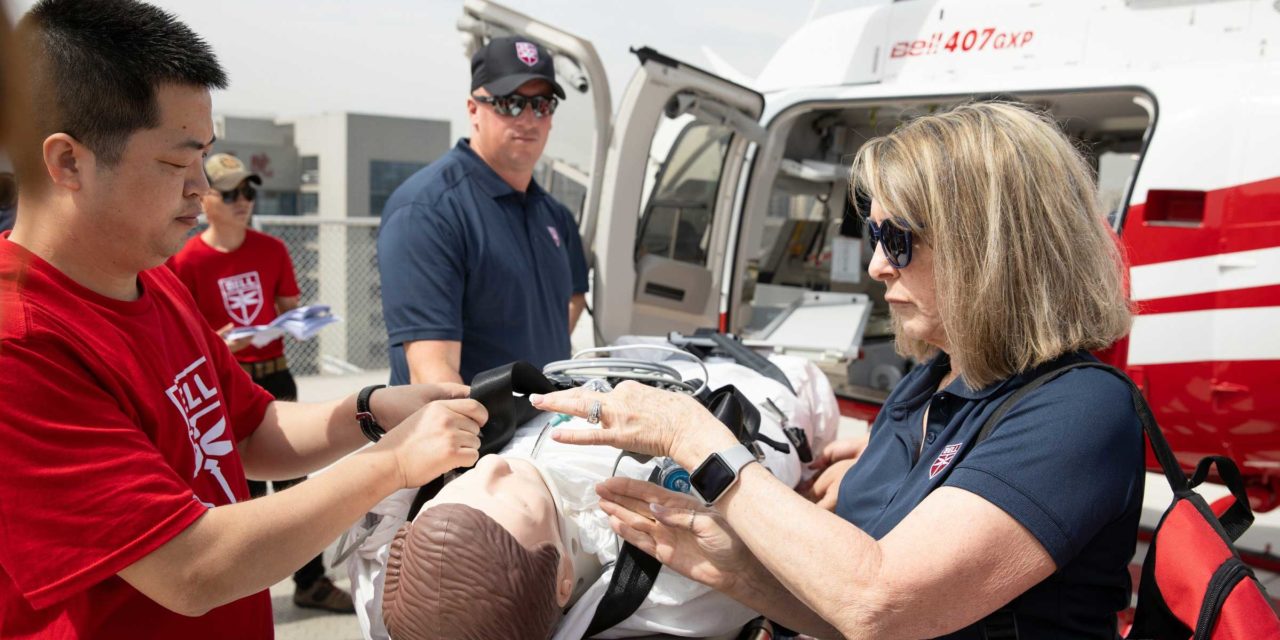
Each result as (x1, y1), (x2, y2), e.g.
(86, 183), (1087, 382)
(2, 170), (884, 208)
(382, 455), (573, 640)
(15, 0), (226, 269)
(199, 153), (260, 232)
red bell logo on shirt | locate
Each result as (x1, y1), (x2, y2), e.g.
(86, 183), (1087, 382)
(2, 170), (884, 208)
(218, 271), (264, 325)
(929, 442), (964, 479)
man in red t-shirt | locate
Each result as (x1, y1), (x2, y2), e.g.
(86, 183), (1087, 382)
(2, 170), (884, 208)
(0, 2), (487, 638)
(169, 153), (353, 612)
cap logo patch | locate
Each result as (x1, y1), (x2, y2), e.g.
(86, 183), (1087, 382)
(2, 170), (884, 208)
(515, 41), (539, 67)
(929, 442), (964, 479)
(219, 155), (241, 169)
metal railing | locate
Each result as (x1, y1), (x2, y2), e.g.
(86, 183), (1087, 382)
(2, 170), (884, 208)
(253, 215), (385, 377)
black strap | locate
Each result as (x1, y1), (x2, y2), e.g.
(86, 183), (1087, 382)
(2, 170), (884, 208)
(706, 384), (762, 443)
(356, 384), (386, 442)
(584, 382), (774, 637)
(974, 361), (1187, 492)
(1189, 455), (1255, 542)
(583, 467), (666, 639)
(673, 329), (796, 395)
(980, 608), (1019, 640)
(406, 361), (558, 521)
(706, 332), (795, 394)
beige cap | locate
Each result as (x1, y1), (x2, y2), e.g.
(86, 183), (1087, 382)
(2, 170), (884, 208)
(204, 153), (262, 191)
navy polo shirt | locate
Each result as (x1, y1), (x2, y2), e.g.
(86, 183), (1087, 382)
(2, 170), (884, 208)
(377, 139), (589, 384)
(836, 351), (1144, 638)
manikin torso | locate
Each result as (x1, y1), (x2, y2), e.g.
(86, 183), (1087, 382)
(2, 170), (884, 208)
(346, 356), (841, 640)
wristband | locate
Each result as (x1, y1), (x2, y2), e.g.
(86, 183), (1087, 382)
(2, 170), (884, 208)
(357, 384), (387, 442)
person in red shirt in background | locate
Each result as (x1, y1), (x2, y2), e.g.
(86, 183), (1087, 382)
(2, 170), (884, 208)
(169, 152), (354, 612)
(0, 1), (486, 638)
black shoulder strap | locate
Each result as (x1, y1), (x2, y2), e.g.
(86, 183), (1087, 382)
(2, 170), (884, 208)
(406, 361), (557, 521)
(974, 361), (1186, 492)
(973, 360), (1192, 640)
(585, 382), (781, 637)
(583, 466), (666, 639)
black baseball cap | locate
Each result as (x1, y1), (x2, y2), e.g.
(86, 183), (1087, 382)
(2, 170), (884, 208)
(470, 36), (566, 99)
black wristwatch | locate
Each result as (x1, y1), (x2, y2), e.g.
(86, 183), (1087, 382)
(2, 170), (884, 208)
(357, 385), (387, 443)
(689, 444), (758, 505)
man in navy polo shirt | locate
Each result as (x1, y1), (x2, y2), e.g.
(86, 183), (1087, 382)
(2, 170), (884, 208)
(378, 37), (589, 385)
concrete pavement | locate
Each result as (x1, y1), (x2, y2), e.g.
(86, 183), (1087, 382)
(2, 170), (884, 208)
(272, 370), (386, 640)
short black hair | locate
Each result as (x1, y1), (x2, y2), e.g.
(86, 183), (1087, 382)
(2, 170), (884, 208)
(19, 0), (227, 167)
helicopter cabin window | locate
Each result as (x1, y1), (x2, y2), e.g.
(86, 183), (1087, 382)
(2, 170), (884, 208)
(635, 118), (734, 267)
(738, 90), (1154, 402)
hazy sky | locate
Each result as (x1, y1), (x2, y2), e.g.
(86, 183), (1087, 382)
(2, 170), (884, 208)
(6, 0), (882, 166)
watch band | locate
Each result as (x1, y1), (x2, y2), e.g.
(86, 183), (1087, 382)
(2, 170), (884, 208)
(718, 444), (758, 477)
(357, 384), (387, 443)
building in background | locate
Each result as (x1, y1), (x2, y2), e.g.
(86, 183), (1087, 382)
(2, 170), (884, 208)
(212, 116), (301, 216)
(213, 112), (451, 375)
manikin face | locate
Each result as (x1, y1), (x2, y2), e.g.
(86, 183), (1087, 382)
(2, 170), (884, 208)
(466, 79), (555, 179)
(867, 199), (948, 352)
(200, 178), (254, 231)
(425, 454), (575, 606)
(75, 83), (214, 269)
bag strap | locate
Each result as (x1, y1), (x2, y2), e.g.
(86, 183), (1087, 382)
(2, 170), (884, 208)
(975, 361), (1187, 493)
(1189, 455), (1255, 542)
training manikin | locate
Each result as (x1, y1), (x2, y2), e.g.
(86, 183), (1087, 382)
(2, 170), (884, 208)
(345, 354), (840, 640)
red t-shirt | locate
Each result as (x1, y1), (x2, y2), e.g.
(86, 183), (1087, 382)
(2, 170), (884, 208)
(168, 229), (301, 363)
(0, 235), (275, 639)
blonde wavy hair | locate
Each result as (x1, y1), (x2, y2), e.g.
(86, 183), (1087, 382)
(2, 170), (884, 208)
(851, 102), (1132, 389)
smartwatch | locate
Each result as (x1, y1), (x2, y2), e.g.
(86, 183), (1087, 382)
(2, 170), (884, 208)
(689, 444), (758, 505)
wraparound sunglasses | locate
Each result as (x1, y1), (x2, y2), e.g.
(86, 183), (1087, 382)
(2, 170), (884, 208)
(864, 217), (915, 269)
(472, 94), (559, 119)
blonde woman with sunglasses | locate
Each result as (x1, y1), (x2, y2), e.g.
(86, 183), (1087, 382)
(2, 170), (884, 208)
(532, 102), (1139, 640)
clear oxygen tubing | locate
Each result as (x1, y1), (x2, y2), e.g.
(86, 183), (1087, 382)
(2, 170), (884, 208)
(547, 344), (710, 397)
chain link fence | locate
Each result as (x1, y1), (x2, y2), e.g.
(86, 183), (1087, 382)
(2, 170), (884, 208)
(254, 216), (386, 377)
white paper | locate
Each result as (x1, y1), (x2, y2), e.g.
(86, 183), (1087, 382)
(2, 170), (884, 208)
(225, 304), (341, 346)
(831, 236), (862, 284)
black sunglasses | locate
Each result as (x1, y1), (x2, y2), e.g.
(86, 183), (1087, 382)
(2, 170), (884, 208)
(473, 94), (559, 119)
(220, 184), (256, 204)
(864, 217), (914, 269)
